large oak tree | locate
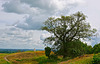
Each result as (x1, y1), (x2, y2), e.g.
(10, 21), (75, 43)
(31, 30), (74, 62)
(42, 12), (97, 58)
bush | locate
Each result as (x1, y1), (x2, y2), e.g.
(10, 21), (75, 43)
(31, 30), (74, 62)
(49, 54), (58, 59)
(85, 45), (93, 54)
(69, 48), (83, 57)
(92, 53), (100, 64)
(45, 46), (51, 58)
(66, 40), (87, 58)
(93, 43), (100, 53)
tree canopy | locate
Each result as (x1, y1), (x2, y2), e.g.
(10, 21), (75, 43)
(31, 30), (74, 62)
(93, 43), (100, 53)
(42, 12), (97, 58)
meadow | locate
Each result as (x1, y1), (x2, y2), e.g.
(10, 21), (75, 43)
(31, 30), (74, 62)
(0, 53), (10, 64)
(0, 51), (95, 64)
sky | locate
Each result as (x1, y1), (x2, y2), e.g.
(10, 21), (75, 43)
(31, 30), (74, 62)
(0, 0), (100, 49)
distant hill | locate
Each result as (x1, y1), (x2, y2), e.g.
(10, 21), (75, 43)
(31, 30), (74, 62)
(0, 49), (44, 53)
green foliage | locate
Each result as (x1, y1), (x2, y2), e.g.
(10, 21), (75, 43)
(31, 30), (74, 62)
(49, 54), (58, 59)
(42, 11), (97, 58)
(64, 40), (87, 57)
(93, 43), (100, 53)
(55, 40), (93, 58)
(68, 40), (86, 57)
(86, 45), (93, 54)
(36, 56), (58, 64)
(36, 56), (47, 62)
(45, 46), (51, 58)
(92, 53), (100, 64)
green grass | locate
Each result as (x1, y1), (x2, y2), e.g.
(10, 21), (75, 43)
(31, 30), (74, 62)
(12, 58), (38, 64)
(35, 55), (59, 64)
(0, 52), (95, 64)
(0, 53), (11, 64)
(69, 57), (93, 64)
(12, 55), (59, 64)
(59, 54), (94, 64)
(1, 51), (46, 64)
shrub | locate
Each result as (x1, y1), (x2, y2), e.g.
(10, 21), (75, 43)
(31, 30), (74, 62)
(49, 54), (58, 59)
(66, 40), (87, 58)
(93, 43), (100, 53)
(92, 53), (100, 64)
(45, 46), (51, 58)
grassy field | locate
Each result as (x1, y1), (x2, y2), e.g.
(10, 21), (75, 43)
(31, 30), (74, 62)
(0, 53), (10, 64)
(7, 51), (46, 64)
(59, 54), (94, 64)
(0, 51), (94, 64)
(0, 51), (56, 64)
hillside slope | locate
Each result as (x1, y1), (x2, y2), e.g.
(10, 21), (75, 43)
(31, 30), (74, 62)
(0, 53), (10, 64)
(1, 51), (94, 64)
(59, 54), (94, 64)
(5, 51), (45, 64)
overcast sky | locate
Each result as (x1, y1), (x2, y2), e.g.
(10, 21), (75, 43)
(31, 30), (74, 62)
(0, 0), (100, 49)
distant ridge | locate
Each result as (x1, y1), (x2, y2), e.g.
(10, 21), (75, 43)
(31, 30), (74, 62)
(0, 49), (44, 53)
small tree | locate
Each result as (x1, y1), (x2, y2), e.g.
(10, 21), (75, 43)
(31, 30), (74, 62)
(45, 46), (51, 59)
(85, 45), (93, 54)
(67, 40), (86, 57)
(93, 43), (100, 53)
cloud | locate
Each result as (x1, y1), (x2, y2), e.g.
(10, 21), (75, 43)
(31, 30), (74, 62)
(1, 0), (100, 49)
(40, 31), (51, 41)
(20, 0), (85, 12)
(2, 0), (85, 30)
(20, 0), (65, 13)
(83, 36), (100, 47)
(0, 0), (89, 49)
(2, 0), (39, 14)
(16, 15), (46, 30)
(0, 26), (45, 49)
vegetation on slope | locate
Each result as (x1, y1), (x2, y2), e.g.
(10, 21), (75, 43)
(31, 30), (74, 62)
(59, 54), (94, 64)
(0, 51), (100, 64)
(0, 53), (10, 64)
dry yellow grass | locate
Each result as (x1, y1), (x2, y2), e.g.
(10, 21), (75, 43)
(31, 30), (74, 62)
(1, 51), (94, 64)
(5, 51), (54, 64)
(7, 51), (45, 61)
(59, 54), (94, 64)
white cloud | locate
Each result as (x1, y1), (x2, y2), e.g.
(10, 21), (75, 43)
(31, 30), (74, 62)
(0, 0), (100, 49)
(3, 0), (100, 49)
(2, 0), (85, 30)
(0, 26), (45, 49)
(40, 31), (51, 41)
(20, 0), (85, 12)
(16, 15), (46, 30)
(2, 0), (39, 14)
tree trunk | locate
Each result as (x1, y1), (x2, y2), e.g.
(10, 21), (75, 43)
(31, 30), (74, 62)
(63, 54), (67, 58)
(62, 42), (67, 58)
(62, 41), (69, 58)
